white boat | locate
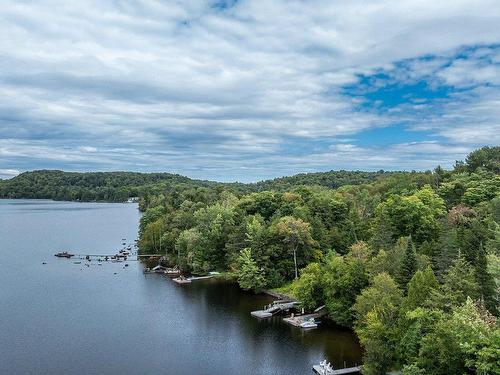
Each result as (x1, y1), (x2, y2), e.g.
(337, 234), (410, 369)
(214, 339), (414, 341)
(173, 276), (192, 284)
(299, 318), (318, 329)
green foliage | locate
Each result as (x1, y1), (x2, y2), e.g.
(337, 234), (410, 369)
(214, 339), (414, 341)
(376, 185), (445, 244)
(10, 148), (498, 375)
(403, 267), (439, 311)
(354, 273), (403, 375)
(431, 256), (480, 310)
(294, 263), (324, 310)
(465, 146), (500, 173)
(417, 299), (498, 374)
(131, 147), (499, 374)
(0, 170), (207, 202)
(270, 216), (316, 279)
(397, 237), (418, 291)
(234, 249), (266, 293)
(324, 252), (369, 327)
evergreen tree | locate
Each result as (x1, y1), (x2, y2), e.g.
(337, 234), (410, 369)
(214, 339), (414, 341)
(235, 249), (266, 292)
(475, 244), (498, 315)
(398, 237), (417, 292)
(404, 267), (439, 311)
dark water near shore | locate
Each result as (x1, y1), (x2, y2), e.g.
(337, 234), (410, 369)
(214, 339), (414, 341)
(0, 199), (361, 375)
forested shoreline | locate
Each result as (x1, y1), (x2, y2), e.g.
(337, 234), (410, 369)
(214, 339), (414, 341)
(2, 147), (498, 373)
(0, 169), (389, 202)
(137, 146), (499, 374)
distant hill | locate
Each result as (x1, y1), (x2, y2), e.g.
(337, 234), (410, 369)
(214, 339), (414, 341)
(249, 170), (390, 191)
(0, 169), (392, 202)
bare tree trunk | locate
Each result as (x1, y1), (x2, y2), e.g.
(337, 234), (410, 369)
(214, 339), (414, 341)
(293, 244), (298, 279)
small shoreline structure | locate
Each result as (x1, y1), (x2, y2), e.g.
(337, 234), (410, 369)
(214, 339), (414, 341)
(54, 251), (74, 258)
(53, 238), (139, 264)
(143, 265), (181, 276)
(312, 360), (361, 375)
(283, 305), (326, 328)
(251, 300), (299, 319)
(172, 274), (218, 284)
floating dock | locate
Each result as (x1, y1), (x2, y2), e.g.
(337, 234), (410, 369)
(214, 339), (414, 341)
(284, 313), (317, 327)
(172, 275), (214, 284)
(312, 364), (361, 374)
(251, 300), (298, 319)
(284, 305), (326, 328)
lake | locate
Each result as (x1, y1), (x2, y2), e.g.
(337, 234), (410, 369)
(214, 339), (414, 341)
(0, 199), (361, 375)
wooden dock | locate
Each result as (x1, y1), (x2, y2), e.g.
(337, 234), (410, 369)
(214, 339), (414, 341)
(284, 305), (327, 327)
(283, 312), (320, 327)
(172, 275), (214, 284)
(312, 364), (361, 374)
(251, 301), (298, 319)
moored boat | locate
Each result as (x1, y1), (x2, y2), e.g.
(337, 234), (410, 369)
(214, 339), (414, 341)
(54, 251), (74, 258)
(299, 318), (318, 329)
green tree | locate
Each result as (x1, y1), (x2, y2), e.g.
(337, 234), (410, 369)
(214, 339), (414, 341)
(397, 237), (418, 292)
(465, 146), (500, 173)
(354, 273), (403, 374)
(235, 248), (266, 292)
(403, 267), (439, 311)
(377, 186), (445, 244)
(418, 299), (498, 374)
(175, 228), (203, 271)
(294, 263), (324, 311)
(272, 216), (315, 279)
(431, 256), (480, 310)
(323, 253), (369, 327)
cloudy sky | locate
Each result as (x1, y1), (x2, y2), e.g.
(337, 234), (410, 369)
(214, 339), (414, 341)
(1, 0), (499, 181)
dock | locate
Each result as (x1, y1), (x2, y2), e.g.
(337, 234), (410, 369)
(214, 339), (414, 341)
(313, 362), (361, 375)
(283, 313), (320, 327)
(284, 305), (327, 327)
(172, 275), (214, 284)
(251, 300), (299, 319)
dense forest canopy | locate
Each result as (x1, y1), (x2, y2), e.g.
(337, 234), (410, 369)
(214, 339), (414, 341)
(136, 146), (499, 375)
(0, 169), (391, 202)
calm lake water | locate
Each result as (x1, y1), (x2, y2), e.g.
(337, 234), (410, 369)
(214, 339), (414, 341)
(0, 199), (361, 375)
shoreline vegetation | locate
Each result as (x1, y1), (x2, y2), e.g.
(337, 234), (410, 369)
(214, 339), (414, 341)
(2, 146), (499, 374)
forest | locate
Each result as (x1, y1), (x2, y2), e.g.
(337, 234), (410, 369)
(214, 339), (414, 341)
(0, 169), (389, 202)
(137, 146), (499, 374)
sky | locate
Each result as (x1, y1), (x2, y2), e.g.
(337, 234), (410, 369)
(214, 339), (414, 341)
(1, 0), (500, 182)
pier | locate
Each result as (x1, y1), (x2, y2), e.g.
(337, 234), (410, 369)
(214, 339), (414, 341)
(312, 364), (361, 374)
(284, 305), (326, 327)
(172, 275), (215, 284)
(251, 300), (299, 318)
(313, 360), (361, 375)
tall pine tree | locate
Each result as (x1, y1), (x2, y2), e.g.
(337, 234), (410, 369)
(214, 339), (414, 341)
(475, 243), (497, 315)
(398, 236), (417, 293)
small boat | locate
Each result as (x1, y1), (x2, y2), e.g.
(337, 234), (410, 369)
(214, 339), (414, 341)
(164, 268), (181, 276)
(54, 251), (74, 258)
(299, 318), (318, 329)
(173, 276), (191, 284)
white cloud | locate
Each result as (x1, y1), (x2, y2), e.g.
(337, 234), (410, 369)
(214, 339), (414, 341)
(0, 0), (499, 180)
(0, 169), (20, 179)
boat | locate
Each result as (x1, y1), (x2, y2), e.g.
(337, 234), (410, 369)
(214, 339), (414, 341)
(54, 251), (74, 258)
(173, 276), (192, 284)
(299, 318), (318, 329)
(164, 269), (181, 276)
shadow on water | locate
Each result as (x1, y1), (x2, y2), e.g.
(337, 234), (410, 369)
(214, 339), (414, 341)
(172, 278), (362, 369)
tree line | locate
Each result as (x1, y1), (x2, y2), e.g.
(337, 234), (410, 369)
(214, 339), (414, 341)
(0, 169), (389, 202)
(137, 146), (499, 374)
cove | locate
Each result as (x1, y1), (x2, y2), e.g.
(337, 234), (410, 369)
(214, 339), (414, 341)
(0, 199), (361, 375)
